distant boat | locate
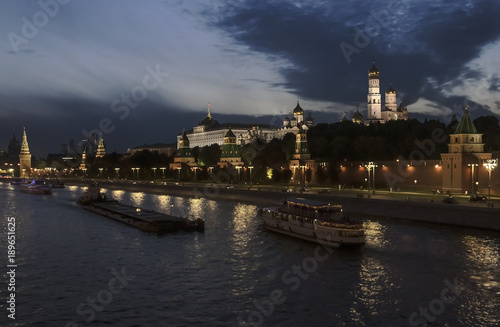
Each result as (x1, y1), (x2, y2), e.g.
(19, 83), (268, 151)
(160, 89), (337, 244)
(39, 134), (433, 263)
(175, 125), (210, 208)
(258, 197), (365, 247)
(78, 182), (204, 234)
(10, 178), (25, 185)
(19, 179), (52, 194)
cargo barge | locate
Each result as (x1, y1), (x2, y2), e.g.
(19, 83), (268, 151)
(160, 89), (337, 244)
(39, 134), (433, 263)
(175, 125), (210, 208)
(78, 182), (204, 234)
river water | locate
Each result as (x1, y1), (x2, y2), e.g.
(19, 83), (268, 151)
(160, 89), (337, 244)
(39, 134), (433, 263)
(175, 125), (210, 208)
(0, 183), (499, 327)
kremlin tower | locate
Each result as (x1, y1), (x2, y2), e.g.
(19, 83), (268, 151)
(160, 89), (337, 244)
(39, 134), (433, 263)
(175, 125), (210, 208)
(19, 127), (32, 177)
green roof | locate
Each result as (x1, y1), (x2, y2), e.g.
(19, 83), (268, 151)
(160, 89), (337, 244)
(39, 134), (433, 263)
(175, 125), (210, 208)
(225, 128), (236, 138)
(454, 108), (477, 134)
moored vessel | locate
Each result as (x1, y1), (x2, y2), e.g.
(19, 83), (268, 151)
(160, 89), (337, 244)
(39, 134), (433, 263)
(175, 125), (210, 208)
(19, 179), (52, 194)
(259, 197), (365, 247)
(78, 182), (204, 234)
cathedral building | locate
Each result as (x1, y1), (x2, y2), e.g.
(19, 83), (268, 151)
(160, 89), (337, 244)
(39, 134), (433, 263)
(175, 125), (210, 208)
(276, 100), (314, 138)
(19, 127), (32, 177)
(441, 107), (491, 193)
(365, 61), (408, 124)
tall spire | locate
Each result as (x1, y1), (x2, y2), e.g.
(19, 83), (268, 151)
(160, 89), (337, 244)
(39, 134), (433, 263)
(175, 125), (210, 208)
(20, 127), (30, 155)
(96, 134), (106, 158)
(207, 103), (212, 119)
(454, 106), (478, 134)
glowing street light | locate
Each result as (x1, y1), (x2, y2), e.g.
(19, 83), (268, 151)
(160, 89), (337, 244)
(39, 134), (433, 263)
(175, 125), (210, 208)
(115, 168), (120, 179)
(193, 166), (199, 181)
(248, 165), (254, 186)
(468, 163), (479, 194)
(99, 168), (103, 179)
(152, 167), (157, 181)
(209, 166), (214, 179)
(160, 167), (166, 179)
(177, 167), (181, 181)
(364, 162), (377, 194)
(300, 165), (306, 185)
(235, 166), (242, 183)
(484, 159), (498, 200)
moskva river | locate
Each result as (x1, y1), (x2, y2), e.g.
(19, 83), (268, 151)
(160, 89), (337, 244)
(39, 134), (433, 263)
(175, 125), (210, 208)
(1, 183), (499, 326)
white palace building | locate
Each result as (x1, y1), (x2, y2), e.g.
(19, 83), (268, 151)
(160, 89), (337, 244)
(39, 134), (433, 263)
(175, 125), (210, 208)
(177, 102), (314, 149)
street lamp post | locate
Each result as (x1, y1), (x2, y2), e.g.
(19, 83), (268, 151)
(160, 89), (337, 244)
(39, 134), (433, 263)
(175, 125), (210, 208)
(235, 166), (242, 183)
(484, 159), (498, 200)
(300, 165), (306, 185)
(99, 168), (103, 179)
(160, 167), (166, 179)
(177, 167), (181, 181)
(115, 168), (120, 179)
(468, 163), (478, 194)
(364, 162), (377, 194)
(152, 167), (157, 182)
(414, 179), (417, 193)
(193, 167), (198, 181)
(248, 165), (254, 186)
(209, 166), (214, 179)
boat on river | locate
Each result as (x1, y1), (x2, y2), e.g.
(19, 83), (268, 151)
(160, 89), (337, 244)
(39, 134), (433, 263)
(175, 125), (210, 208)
(258, 197), (365, 247)
(78, 182), (204, 234)
(19, 179), (52, 194)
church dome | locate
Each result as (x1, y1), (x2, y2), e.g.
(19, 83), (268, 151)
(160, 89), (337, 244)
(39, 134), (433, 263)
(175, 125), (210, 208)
(386, 84), (396, 94)
(293, 102), (304, 115)
(352, 110), (363, 124)
(369, 61), (379, 78)
(284, 117), (290, 122)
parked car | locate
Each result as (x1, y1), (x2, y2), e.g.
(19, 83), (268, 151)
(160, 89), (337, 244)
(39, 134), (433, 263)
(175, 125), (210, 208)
(282, 188), (292, 192)
(442, 197), (458, 204)
(318, 189), (330, 194)
(469, 194), (487, 202)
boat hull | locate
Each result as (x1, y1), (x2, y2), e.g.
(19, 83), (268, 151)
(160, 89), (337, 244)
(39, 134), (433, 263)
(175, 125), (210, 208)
(81, 201), (204, 234)
(19, 182), (52, 194)
(261, 216), (365, 247)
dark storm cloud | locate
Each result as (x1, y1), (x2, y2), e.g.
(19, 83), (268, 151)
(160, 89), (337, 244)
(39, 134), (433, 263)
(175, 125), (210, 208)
(213, 0), (500, 113)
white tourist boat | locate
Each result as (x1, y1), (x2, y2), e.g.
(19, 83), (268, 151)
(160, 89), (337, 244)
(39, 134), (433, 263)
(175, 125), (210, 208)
(259, 197), (365, 247)
(19, 179), (52, 194)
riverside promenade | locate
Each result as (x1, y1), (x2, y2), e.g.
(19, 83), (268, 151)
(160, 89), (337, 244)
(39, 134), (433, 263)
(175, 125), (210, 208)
(66, 179), (500, 232)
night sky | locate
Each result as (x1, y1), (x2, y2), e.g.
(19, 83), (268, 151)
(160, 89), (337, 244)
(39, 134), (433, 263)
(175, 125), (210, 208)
(2, 0), (500, 157)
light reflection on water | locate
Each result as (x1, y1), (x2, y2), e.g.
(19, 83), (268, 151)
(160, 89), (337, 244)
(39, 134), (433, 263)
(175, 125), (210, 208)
(1, 183), (499, 326)
(110, 189), (125, 202)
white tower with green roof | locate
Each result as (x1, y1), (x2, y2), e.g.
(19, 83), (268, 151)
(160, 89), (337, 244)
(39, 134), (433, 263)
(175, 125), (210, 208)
(441, 107), (492, 193)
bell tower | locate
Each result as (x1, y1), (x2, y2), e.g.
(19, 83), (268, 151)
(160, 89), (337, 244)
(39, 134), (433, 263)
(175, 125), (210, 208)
(366, 60), (381, 124)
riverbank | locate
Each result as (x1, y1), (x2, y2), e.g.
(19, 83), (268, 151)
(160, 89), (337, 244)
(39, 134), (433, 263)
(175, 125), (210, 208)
(65, 179), (500, 232)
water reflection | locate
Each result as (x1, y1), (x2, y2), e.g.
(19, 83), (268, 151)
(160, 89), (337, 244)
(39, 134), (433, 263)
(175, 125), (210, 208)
(130, 192), (145, 206)
(188, 198), (204, 219)
(364, 220), (387, 249)
(461, 235), (500, 269)
(154, 195), (172, 214)
(111, 189), (125, 202)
